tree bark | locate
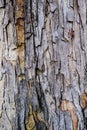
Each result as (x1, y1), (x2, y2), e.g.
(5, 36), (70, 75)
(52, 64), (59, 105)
(0, 0), (87, 130)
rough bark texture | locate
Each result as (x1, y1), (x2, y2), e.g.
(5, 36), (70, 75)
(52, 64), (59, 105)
(0, 0), (87, 130)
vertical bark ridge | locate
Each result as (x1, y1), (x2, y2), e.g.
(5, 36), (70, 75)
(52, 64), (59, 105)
(24, 0), (87, 130)
(0, 0), (28, 130)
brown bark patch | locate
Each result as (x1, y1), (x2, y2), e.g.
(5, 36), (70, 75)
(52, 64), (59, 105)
(81, 93), (87, 108)
(61, 100), (78, 130)
(16, 0), (24, 18)
(16, 19), (24, 45)
(15, 0), (24, 70)
(16, 0), (24, 45)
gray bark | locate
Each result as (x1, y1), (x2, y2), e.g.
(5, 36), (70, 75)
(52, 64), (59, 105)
(0, 0), (87, 130)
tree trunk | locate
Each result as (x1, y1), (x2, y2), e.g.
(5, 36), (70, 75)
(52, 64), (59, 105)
(0, 0), (87, 130)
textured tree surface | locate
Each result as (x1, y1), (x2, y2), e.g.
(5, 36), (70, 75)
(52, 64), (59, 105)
(0, 0), (87, 130)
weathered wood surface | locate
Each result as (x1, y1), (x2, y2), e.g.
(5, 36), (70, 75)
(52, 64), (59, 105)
(0, 0), (87, 130)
